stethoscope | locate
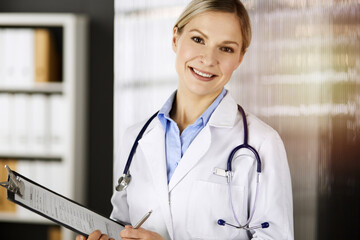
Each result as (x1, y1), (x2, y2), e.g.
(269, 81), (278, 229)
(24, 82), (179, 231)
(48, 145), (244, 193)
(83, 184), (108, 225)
(115, 105), (269, 231)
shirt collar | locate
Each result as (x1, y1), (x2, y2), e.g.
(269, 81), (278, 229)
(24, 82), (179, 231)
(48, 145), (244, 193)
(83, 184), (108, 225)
(198, 88), (227, 127)
(158, 88), (227, 129)
(158, 91), (176, 128)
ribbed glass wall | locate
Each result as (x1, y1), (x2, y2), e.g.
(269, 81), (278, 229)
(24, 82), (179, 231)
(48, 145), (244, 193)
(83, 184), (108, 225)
(114, 1), (360, 239)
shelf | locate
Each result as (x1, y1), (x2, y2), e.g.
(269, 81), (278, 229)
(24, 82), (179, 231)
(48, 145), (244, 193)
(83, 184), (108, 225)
(0, 13), (87, 27)
(0, 212), (54, 224)
(0, 152), (62, 161)
(0, 13), (88, 240)
(0, 82), (63, 95)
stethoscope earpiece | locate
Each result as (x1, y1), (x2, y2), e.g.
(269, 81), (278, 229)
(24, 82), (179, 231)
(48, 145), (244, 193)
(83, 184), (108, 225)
(261, 222), (270, 229)
(218, 219), (225, 225)
(217, 219), (270, 230)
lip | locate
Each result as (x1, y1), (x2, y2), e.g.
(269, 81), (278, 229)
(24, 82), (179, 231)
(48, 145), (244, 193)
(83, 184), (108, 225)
(189, 67), (217, 81)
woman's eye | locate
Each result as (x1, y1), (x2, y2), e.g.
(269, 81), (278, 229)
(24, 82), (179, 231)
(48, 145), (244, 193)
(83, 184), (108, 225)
(221, 47), (234, 53)
(192, 36), (204, 44)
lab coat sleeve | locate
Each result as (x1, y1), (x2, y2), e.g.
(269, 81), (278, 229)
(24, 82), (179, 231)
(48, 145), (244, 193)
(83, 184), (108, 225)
(110, 184), (130, 224)
(110, 124), (140, 224)
(251, 131), (294, 240)
(110, 153), (130, 223)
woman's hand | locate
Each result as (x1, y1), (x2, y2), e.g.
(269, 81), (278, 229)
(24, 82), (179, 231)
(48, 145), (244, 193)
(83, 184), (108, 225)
(120, 225), (165, 240)
(76, 230), (114, 240)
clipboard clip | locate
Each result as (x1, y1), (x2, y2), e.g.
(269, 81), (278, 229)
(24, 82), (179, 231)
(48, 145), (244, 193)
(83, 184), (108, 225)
(0, 165), (25, 198)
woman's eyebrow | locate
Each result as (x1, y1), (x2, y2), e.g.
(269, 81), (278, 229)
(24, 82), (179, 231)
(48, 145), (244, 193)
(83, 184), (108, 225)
(189, 28), (208, 38)
(189, 28), (239, 46)
(222, 40), (239, 46)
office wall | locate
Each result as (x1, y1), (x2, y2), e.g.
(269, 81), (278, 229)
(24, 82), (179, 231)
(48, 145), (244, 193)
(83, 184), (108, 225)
(0, 0), (114, 218)
(114, 0), (360, 239)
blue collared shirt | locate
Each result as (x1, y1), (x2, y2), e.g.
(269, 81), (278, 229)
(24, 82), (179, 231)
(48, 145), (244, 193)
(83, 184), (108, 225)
(158, 88), (227, 182)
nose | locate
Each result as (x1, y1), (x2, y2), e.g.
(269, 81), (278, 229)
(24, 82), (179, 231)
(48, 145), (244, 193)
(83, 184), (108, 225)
(200, 48), (218, 66)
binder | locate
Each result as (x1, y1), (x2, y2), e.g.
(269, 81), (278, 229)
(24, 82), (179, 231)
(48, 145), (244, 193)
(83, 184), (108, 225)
(0, 165), (125, 239)
(13, 93), (30, 152)
(0, 94), (12, 152)
(16, 29), (35, 86)
(0, 160), (17, 212)
(34, 29), (60, 83)
(0, 29), (5, 84)
(49, 94), (64, 155)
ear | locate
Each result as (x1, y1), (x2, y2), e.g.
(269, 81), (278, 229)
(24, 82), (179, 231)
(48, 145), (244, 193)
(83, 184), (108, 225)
(172, 27), (180, 53)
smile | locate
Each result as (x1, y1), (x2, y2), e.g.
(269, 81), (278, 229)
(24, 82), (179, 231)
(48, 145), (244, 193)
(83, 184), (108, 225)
(190, 67), (216, 80)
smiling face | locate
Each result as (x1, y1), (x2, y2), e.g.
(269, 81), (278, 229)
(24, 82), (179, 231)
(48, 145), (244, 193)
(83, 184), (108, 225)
(172, 11), (245, 100)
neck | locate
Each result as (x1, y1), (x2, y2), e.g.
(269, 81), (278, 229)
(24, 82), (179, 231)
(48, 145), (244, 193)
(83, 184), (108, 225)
(170, 88), (222, 133)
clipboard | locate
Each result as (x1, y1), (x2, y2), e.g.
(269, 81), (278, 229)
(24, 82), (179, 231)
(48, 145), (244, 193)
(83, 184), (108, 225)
(0, 165), (125, 240)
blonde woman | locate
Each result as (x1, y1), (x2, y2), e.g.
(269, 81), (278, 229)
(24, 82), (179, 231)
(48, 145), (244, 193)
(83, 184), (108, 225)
(79, 0), (293, 239)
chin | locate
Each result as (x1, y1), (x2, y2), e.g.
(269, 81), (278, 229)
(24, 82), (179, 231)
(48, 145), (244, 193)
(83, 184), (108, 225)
(187, 85), (221, 98)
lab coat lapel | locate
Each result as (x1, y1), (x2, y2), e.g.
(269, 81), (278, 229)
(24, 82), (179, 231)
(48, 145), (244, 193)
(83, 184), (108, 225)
(168, 125), (211, 192)
(208, 92), (238, 128)
(138, 120), (174, 238)
(168, 92), (237, 192)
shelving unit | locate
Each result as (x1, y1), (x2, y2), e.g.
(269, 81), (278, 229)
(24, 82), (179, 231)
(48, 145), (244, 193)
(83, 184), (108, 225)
(0, 13), (88, 240)
(0, 82), (63, 94)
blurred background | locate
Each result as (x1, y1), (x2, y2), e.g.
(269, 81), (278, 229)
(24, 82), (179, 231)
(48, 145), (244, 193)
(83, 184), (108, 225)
(114, 1), (360, 240)
(0, 0), (359, 239)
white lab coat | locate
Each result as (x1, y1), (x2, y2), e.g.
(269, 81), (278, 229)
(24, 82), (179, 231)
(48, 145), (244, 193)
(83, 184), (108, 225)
(111, 93), (294, 240)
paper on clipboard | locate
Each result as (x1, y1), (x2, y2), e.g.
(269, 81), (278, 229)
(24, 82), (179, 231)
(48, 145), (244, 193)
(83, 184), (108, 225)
(0, 165), (125, 240)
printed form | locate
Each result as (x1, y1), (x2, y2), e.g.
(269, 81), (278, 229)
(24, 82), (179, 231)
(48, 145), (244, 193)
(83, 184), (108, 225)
(14, 177), (124, 240)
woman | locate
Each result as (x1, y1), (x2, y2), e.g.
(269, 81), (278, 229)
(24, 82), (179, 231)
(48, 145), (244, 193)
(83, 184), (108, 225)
(79, 0), (293, 239)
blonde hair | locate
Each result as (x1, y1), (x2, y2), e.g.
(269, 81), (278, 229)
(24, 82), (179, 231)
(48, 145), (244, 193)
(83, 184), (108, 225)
(174, 0), (251, 54)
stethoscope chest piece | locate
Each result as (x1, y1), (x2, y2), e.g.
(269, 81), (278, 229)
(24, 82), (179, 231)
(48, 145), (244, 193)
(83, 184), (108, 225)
(116, 173), (131, 191)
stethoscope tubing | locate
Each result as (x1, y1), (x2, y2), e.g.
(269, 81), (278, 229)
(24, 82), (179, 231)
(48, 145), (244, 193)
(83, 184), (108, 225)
(230, 105), (261, 173)
(227, 143), (262, 173)
(224, 105), (265, 230)
(122, 111), (159, 175)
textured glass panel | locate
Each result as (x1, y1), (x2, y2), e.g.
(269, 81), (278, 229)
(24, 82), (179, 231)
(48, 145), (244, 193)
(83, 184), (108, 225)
(114, 0), (360, 239)
(229, 1), (360, 239)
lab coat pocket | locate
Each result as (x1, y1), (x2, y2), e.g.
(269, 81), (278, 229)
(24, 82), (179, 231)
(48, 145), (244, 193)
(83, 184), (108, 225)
(186, 180), (247, 240)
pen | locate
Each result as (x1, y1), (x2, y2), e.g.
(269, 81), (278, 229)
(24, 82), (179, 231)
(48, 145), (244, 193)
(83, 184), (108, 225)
(134, 210), (152, 229)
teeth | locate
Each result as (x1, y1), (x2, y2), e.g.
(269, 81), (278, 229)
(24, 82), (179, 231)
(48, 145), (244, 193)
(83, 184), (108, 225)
(193, 68), (213, 78)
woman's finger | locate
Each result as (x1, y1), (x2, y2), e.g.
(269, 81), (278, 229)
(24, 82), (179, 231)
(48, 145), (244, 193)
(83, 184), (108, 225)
(120, 226), (141, 239)
(99, 234), (109, 240)
(120, 226), (164, 240)
(87, 230), (102, 240)
(76, 235), (87, 240)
